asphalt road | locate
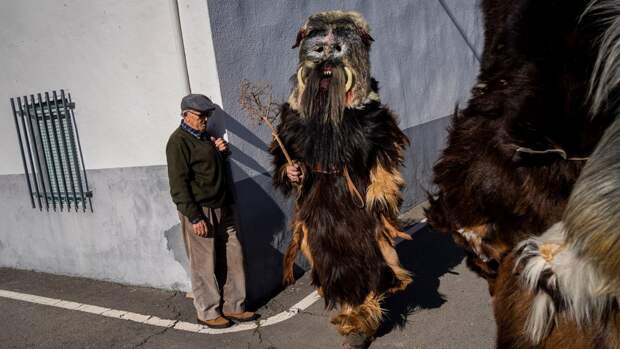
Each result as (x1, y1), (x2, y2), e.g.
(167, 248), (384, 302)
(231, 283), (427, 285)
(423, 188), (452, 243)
(0, 225), (496, 349)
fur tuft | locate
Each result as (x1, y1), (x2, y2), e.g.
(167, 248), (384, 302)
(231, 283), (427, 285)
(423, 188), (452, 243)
(306, 11), (370, 34)
(331, 293), (384, 336)
(566, 0), (620, 296)
(527, 293), (556, 344)
(282, 219), (304, 285)
(366, 164), (404, 218)
(586, 0), (620, 114)
(516, 218), (619, 343)
(563, 118), (620, 297)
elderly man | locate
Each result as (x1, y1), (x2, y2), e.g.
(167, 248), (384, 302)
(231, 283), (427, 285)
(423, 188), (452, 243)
(166, 94), (255, 328)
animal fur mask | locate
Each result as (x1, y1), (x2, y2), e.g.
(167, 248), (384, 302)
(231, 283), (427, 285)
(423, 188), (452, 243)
(288, 11), (379, 122)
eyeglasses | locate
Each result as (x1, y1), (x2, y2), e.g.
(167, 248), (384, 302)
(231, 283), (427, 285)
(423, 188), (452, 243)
(183, 110), (211, 119)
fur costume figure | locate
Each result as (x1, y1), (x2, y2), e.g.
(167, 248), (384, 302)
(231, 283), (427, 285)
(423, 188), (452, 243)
(493, 2), (620, 347)
(425, 0), (617, 290)
(270, 11), (411, 346)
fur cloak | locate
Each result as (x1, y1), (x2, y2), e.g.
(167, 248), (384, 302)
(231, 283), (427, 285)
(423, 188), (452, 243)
(493, 1), (620, 347)
(270, 11), (411, 341)
(425, 0), (617, 285)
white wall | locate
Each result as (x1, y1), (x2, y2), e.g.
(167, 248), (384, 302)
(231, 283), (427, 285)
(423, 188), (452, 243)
(0, 0), (222, 175)
(0, 0), (225, 293)
(0, 167), (190, 291)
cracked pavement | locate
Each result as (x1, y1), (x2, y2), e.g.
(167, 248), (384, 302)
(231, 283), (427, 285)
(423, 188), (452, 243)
(0, 225), (496, 348)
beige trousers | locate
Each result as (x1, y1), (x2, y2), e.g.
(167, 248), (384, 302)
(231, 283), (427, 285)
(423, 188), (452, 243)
(179, 206), (246, 320)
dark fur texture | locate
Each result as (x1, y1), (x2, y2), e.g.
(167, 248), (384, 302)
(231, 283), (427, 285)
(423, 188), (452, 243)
(492, 1), (620, 346)
(274, 12), (411, 341)
(271, 11), (411, 338)
(272, 98), (408, 307)
(425, 0), (616, 283)
(300, 65), (347, 125)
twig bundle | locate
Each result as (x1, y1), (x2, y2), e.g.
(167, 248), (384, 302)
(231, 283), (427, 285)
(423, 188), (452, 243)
(239, 80), (294, 166)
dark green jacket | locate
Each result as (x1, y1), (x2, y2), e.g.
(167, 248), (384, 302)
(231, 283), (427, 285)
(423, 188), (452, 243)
(166, 127), (232, 222)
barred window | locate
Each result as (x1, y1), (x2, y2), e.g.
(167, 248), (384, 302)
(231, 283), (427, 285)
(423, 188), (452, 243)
(10, 90), (93, 212)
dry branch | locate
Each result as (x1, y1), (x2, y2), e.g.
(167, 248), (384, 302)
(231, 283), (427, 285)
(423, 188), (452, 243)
(239, 80), (294, 166)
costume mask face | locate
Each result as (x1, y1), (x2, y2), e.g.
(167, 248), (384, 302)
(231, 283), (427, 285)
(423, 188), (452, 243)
(289, 11), (377, 123)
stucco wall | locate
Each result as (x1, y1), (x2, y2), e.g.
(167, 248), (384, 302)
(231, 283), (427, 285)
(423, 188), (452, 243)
(0, 0), (204, 293)
(0, 167), (189, 290)
(0, 0), (221, 174)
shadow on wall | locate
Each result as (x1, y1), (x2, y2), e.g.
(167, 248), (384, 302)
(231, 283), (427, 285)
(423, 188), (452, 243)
(376, 224), (465, 338)
(216, 106), (306, 308)
(230, 164), (307, 308)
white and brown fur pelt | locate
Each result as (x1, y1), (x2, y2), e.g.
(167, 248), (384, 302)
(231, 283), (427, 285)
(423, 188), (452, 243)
(270, 11), (411, 345)
(494, 2), (620, 347)
(425, 0), (619, 294)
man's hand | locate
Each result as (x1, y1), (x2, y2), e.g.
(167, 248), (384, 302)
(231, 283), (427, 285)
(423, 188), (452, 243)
(211, 137), (229, 153)
(286, 163), (304, 183)
(192, 220), (209, 237)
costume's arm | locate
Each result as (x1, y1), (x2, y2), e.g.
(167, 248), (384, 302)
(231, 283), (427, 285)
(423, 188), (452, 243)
(270, 104), (303, 196)
(365, 109), (409, 221)
(166, 139), (203, 222)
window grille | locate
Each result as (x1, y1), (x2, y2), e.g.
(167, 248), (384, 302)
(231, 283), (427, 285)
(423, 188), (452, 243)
(10, 90), (93, 212)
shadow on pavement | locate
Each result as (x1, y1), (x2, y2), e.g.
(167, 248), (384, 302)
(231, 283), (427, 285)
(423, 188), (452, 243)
(376, 224), (465, 338)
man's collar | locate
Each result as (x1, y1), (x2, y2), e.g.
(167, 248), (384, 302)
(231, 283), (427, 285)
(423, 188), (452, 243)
(180, 120), (208, 139)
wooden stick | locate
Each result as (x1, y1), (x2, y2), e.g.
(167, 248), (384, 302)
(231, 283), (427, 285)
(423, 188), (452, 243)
(239, 80), (302, 180)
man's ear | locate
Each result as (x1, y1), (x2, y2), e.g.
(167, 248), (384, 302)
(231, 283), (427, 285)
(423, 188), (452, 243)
(292, 28), (306, 49)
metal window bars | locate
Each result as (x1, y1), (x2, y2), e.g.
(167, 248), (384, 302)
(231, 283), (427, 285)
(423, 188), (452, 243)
(10, 90), (93, 212)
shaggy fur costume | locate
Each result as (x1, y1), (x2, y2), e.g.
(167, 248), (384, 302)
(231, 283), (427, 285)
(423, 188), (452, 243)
(270, 11), (411, 343)
(425, 0), (617, 289)
(493, 1), (620, 347)
(494, 121), (620, 348)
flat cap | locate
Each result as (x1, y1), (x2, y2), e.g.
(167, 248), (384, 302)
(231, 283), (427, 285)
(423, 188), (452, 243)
(180, 94), (217, 113)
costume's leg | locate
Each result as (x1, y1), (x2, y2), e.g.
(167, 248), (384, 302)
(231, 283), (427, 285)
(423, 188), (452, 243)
(179, 210), (221, 320)
(297, 223), (324, 296)
(214, 206), (247, 315)
(377, 234), (412, 293)
(381, 215), (412, 241)
(283, 219), (304, 285)
(299, 223), (314, 267)
(331, 292), (383, 337)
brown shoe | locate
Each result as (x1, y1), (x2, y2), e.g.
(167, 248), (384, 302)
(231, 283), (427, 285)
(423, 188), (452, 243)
(197, 316), (232, 329)
(223, 311), (259, 322)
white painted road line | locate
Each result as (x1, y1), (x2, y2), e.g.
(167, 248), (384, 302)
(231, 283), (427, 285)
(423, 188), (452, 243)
(0, 289), (321, 334)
